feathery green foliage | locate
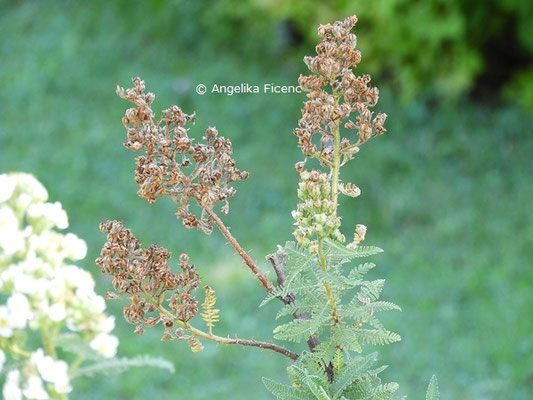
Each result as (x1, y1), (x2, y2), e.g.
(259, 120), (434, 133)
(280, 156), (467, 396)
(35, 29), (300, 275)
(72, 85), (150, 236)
(70, 356), (175, 379)
(425, 376), (440, 400)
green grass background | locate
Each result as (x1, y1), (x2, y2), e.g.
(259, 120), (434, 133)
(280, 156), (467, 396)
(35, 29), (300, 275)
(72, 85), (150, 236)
(1, 1), (532, 399)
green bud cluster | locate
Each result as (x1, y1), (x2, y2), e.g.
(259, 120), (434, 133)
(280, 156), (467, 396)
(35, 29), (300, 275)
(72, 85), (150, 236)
(292, 170), (344, 252)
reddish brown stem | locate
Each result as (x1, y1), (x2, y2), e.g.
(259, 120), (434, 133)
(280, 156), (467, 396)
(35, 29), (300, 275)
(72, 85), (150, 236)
(221, 336), (298, 360)
(204, 207), (274, 293)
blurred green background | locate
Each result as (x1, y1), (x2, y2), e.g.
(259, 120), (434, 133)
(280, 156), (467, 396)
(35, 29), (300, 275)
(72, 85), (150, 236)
(1, 0), (532, 398)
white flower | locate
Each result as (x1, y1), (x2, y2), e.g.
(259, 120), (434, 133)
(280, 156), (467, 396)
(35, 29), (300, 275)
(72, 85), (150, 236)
(13, 274), (47, 296)
(0, 306), (13, 337)
(54, 380), (72, 395)
(16, 193), (33, 211)
(95, 316), (115, 333)
(63, 265), (94, 292)
(22, 376), (49, 400)
(87, 294), (106, 314)
(14, 173), (48, 203)
(0, 230), (24, 256)
(62, 233), (87, 260)
(0, 349), (5, 371)
(35, 353), (70, 393)
(7, 293), (33, 329)
(0, 174), (16, 202)
(47, 276), (67, 299)
(0, 206), (19, 232)
(3, 370), (22, 400)
(90, 333), (119, 358)
(0, 206), (24, 255)
(27, 202), (68, 230)
(28, 231), (64, 261)
(48, 302), (67, 322)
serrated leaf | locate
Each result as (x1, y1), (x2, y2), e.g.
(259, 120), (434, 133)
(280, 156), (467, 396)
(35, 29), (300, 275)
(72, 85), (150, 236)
(371, 382), (400, 400)
(359, 279), (386, 301)
(70, 355), (174, 379)
(273, 304), (330, 342)
(260, 286), (284, 307)
(364, 301), (402, 313)
(276, 302), (302, 320)
(262, 377), (315, 400)
(344, 263), (377, 286)
(332, 352), (378, 398)
(426, 375), (440, 400)
(332, 325), (362, 353)
(323, 239), (383, 263)
(282, 241), (317, 296)
(356, 329), (402, 346)
(290, 365), (331, 400)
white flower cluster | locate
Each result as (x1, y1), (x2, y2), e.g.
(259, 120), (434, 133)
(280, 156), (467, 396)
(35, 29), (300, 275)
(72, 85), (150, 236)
(0, 173), (119, 399)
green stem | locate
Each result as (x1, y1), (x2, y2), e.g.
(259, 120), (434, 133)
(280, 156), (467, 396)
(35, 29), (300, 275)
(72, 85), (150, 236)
(331, 91), (341, 209)
(317, 237), (340, 324)
(68, 354), (85, 376)
(1, 343), (31, 358)
(41, 324), (59, 358)
(317, 237), (327, 271)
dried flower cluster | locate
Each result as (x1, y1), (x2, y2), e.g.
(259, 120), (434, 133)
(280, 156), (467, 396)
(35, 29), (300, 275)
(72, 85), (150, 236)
(96, 220), (297, 359)
(291, 15), (387, 253)
(96, 220), (200, 336)
(295, 15), (387, 163)
(117, 78), (249, 234)
(292, 170), (343, 253)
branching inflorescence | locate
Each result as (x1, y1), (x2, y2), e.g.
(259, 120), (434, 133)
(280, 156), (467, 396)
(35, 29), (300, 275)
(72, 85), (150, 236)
(97, 14), (439, 400)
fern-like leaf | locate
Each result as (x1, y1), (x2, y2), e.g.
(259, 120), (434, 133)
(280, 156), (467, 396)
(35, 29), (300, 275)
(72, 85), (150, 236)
(356, 329), (401, 346)
(260, 285), (285, 307)
(276, 302), (302, 320)
(290, 365), (332, 400)
(70, 355), (174, 379)
(273, 304), (330, 342)
(262, 377), (315, 400)
(323, 239), (383, 263)
(364, 301), (401, 313)
(201, 285), (220, 335)
(332, 352), (378, 399)
(333, 348), (345, 376)
(282, 241), (317, 296)
(347, 263), (377, 281)
(332, 325), (362, 353)
(425, 375), (440, 400)
(371, 382), (400, 400)
(359, 279), (386, 301)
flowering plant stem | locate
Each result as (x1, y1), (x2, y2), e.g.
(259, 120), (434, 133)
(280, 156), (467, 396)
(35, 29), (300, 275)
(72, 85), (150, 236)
(203, 207), (275, 293)
(330, 89), (342, 207)
(142, 290), (298, 360)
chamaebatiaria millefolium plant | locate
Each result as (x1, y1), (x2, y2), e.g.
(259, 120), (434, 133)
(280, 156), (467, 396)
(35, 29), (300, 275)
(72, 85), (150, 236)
(0, 173), (172, 400)
(98, 15), (440, 400)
